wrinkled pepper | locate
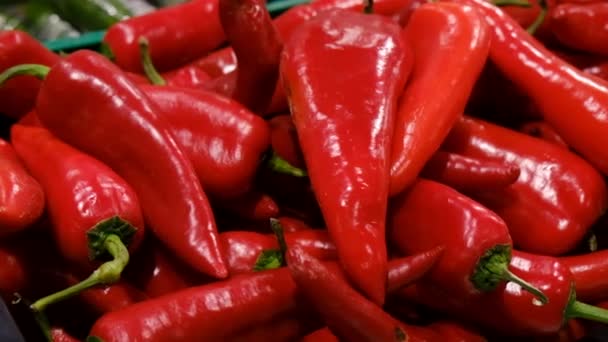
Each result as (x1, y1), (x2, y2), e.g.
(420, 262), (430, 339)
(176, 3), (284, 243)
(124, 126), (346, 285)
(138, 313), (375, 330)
(442, 116), (608, 255)
(281, 8), (412, 305)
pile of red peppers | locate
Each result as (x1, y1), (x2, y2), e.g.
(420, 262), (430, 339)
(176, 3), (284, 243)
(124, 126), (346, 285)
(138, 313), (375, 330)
(4, 0), (608, 340)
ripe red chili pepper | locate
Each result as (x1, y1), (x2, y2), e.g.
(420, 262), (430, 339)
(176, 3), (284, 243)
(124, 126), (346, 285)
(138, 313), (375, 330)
(300, 327), (338, 342)
(0, 51), (229, 279)
(194, 49), (237, 78)
(160, 65), (211, 89)
(501, 0), (555, 35)
(219, 0), (282, 114)
(428, 321), (487, 342)
(281, 9), (412, 305)
(387, 246), (445, 293)
(388, 1), (490, 196)
(399, 250), (608, 335)
(103, 0), (225, 73)
(520, 121), (569, 149)
(0, 138), (45, 236)
(286, 245), (441, 342)
(389, 179), (547, 302)
(560, 250), (608, 302)
(442, 116), (608, 255)
(421, 151), (521, 192)
(0, 30), (59, 119)
(277, 216), (312, 233)
(551, 3), (608, 56)
(215, 191), (280, 221)
(449, 0), (608, 175)
(269, 114), (306, 169)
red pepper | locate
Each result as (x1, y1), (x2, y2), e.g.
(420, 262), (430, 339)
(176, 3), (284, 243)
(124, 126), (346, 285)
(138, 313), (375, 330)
(1, 51), (229, 279)
(269, 114), (306, 169)
(388, 1), (490, 196)
(103, 0), (225, 73)
(551, 3), (608, 56)
(0, 137), (45, 236)
(449, 0), (608, 176)
(392, 0), (427, 27)
(50, 327), (79, 342)
(0, 30), (59, 119)
(387, 246), (445, 293)
(214, 191), (280, 221)
(140, 84), (271, 199)
(300, 327), (338, 342)
(0, 243), (28, 300)
(442, 116), (608, 255)
(560, 250), (608, 302)
(228, 314), (319, 342)
(428, 321), (487, 342)
(286, 245), (441, 342)
(281, 9), (412, 305)
(219, 0), (282, 114)
(277, 216), (312, 233)
(390, 179), (547, 302)
(420, 151), (521, 192)
(501, 0), (555, 36)
(398, 250), (608, 336)
(160, 65), (211, 89)
(193, 49), (237, 78)
(520, 121), (569, 149)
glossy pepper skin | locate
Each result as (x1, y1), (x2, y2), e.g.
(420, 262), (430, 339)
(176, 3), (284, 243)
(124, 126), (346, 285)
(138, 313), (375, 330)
(281, 9), (412, 305)
(32, 50), (228, 278)
(560, 250), (608, 302)
(442, 116), (608, 255)
(269, 114), (306, 169)
(399, 251), (608, 336)
(11, 124), (145, 272)
(161, 65), (211, 89)
(551, 3), (608, 56)
(389, 179), (534, 299)
(0, 30), (59, 119)
(286, 246), (441, 342)
(50, 328), (79, 342)
(141, 85), (271, 199)
(448, 0), (608, 176)
(103, 0), (225, 73)
(421, 151), (521, 192)
(219, 0), (282, 114)
(388, 1), (490, 196)
(0, 138), (45, 236)
(520, 121), (569, 149)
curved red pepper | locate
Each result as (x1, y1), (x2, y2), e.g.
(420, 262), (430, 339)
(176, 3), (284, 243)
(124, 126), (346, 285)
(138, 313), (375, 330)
(449, 0), (608, 176)
(300, 327), (338, 342)
(219, 0), (282, 114)
(0, 138), (45, 236)
(281, 9), (412, 305)
(286, 245), (441, 342)
(26, 50), (228, 278)
(551, 3), (608, 56)
(390, 179), (546, 302)
(0, 30), (59, 119)
(520, 121), (569, 149)
(103, 0), (225, 73)
(560, 250), (608, 302)
(388, 1), (490, 196)
(141, 85), (271, 199)
(421, 151), (521, 192)
(442, 116), (608, 255)
(387, 246), (445, 293)
(11, 124), (144, 273)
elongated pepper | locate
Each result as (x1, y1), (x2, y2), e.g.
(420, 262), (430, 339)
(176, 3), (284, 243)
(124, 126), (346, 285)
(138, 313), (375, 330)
(550, 3), (608, 56)
(388, 1), (490, 195)
(281, 9), (412, 305)
(0, 51), (229, 279)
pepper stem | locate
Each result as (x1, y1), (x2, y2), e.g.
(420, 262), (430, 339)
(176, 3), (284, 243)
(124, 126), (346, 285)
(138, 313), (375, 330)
(138, 37), (166, 86)
(470, 244), (548, 304)
(0, 64), (50, 86)
(567, 300), (608, 324)
(526, 0), (547, 35)
(265, 150), (307, 177)
(30, 234), (129, 313)
(492, 0), (531, 7)
(270, 218), (288, 257)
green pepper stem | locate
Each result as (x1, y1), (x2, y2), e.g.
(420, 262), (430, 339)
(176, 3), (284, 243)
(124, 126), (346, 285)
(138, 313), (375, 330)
(492, 0), (531, 7)
(567, 300), (608, 324)
(265, 151), (307, 177)
(270, 218), (288, 258)
(501, 268), (549, 305)
(30, 234), (129, 313)
(526, 0), (547, 35)
(363, 0), (373, 14)
(0, 64), (50, 86)
(138, 37), (166, 86)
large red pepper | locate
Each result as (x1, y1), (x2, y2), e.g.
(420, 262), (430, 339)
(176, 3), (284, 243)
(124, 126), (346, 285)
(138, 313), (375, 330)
(388, 1), (490, 196)
(398, 250), (608, 336)
(442, 116), (608, 255)
(0, 30), (59, 119)
(389, 179), (547, 302)
(0, 138), (45, 236)
(449, 0), (608, 176)
(550, 3), (608, 56)
(103, 0), (225, 73)
(281, 9), (412, 305)
(286, 245), (441, 342)
(219, 0), (282, 114)
(0, 51), (229, 279)
(560, 250), (608, 302)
